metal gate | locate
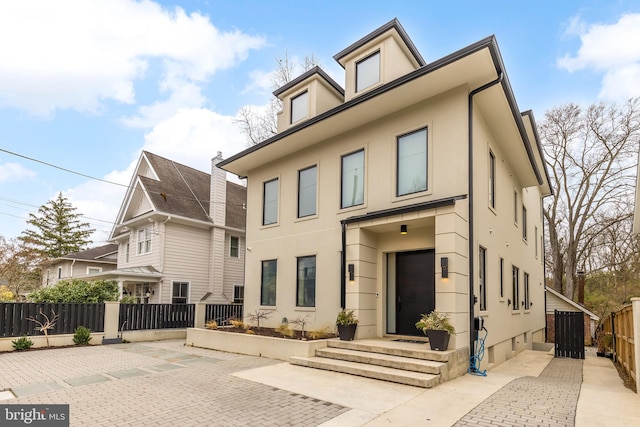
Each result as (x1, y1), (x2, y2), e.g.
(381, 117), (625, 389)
(554, 310), (585, 359)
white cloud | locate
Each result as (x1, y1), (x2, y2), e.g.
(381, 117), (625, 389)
(558, 13), (640, 99)
(0, 162), (37, 182)
(65, 107), (250, 243)
(0, 0), (266, 117)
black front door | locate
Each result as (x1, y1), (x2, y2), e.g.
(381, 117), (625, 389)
(396, 250), (435, 335)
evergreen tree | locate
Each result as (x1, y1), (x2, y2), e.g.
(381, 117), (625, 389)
(19, 193), (95, 258)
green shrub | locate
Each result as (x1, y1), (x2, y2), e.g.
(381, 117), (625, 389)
(73, 326), (92, 345)
(12, 336), (34, 351)
(29, 279), (119, 303)
(120, 295), (137, 304)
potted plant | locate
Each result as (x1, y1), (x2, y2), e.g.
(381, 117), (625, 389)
(336, 309), (358, 341)
(415, 310), (456, 351)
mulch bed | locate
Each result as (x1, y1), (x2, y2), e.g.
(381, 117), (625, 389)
(212, 326), (335, 341)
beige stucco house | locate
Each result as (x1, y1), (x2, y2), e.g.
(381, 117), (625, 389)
(43, 244), (118, 286)
(92, 151), (246, 304)
(219, 19), (551, 369)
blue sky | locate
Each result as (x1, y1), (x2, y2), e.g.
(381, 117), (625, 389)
(1, 0), (639, 244)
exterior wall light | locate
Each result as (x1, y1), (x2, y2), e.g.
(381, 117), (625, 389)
(348, 263), (355, 282)
(441, 257), (449, 279)
(400, 224), (408, 235)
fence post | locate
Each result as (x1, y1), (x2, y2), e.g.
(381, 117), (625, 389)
(632, 297), (640, 394)
(194, 302), (207, 329)
(104, 302), (121, 339)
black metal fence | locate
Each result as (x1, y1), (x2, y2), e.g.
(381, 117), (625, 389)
(205, 304), (243, 325)
(554, 310), (585, 359)
(119, 303), (195, 331)
(0, 303), (105, 337)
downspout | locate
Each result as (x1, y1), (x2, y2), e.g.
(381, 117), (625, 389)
(468, 72), (504, 362)
(341, 222), (346, 309)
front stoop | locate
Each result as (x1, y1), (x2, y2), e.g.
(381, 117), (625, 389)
(290, 339), (469, 388)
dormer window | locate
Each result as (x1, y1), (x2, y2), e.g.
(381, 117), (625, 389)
(290, 90), (308, 124)
(356, 51), (380, 92)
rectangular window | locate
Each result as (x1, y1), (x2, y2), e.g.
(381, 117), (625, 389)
(172, 281), (189, 304)
(500, 258), (504, 298)
(263, 178), (279, 225)
(512, 266), (520, 310)
(397, 128), (428, 196)
(290, 90), (308, 124)
(260, 260), (277, 306)
(57, 267), (62, 279)
(479, 246), (487, 311)
(489, 150), (496, 209)
(341, 150), (365, 208)
(524, 273), (530, 310)
(513, 191), (518, 224)
(522, 206), (528, 241)
(233, 285), (244, 304)
(298, 165), (317, 218)
(138, 227), (151, 254)
(87, 267), (101, 275)
(230, 236), (239, 258)
(296, 255), (316, 307)
(125, 243), (130, 263)
(356, 51), (380, 92)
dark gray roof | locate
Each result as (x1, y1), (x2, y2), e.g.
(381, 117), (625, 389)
(273, 66), (345, 97)
(59, 244), (118, 262)
(141, 151), (212, 223)
(333, 18), (426, 67)
(141, 151), (246, 228)
(226, 182), (246, 230)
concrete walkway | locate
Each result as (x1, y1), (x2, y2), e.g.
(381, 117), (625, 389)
(1, 341), (638, 426)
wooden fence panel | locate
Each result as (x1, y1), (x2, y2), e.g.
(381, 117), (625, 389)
(0, 303), (105, 336)
(205, 304), (243, 325)
(119, 304), (195, 331)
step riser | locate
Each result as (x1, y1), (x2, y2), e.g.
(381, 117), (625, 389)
(291, 357), (440, 388)
(315, 348), (443, 375)
(329, 340), (451, 363)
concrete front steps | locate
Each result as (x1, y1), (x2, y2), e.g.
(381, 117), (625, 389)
(290, 338), (469, 388)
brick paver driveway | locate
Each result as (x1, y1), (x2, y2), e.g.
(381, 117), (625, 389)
(0, 340), (347, 426)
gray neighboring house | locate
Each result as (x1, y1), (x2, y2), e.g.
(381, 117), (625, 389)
(43, 244), (118, 286)
(92, 151), (246, 304)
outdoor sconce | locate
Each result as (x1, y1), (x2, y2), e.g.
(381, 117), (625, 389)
(348, 264), (355, 282)
(507, 299), (512, 305)
(400, 224), (408, 235)
(441, 257), (449, 279)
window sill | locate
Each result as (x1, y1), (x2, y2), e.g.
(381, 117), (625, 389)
(294, 307), (316, 312)
(260, 223), (280, 230)
(294, 214), (318, 223)
(338, 204), (366, 215)
(259, 306), (277, 311)
(511, 310), (521, 315)
(392, 189), (432, 204)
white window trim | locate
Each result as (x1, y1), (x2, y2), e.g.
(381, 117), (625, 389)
(86, 266), (102, 275)
(229, 236), (240, 258)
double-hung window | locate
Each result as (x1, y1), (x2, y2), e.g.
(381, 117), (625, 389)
(296, 256), (316, 307)
(479, 246), (487, 311)
(260, 260), (277, 306)
(172, 281), (189, 304)
(397, 128), (428, 196)
(233, 285), (244, 304)
(290, 91), (308, 124)
(263, 178), (279, 225)
(230, 236), (239, 258)
(522, 206), (528, 241)
(298, 166), (317, 218)
(341, 150), (364, 208)
(524, 273), (530, 310)
(138, 227), (151, 254)
(356, 51), (380, 92)
(489, 150), (496, 209)
(512, 266), (520, 310)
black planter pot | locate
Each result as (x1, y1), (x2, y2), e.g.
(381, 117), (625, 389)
(426, 329), (450, 351)
(102, 337), (123, 345)
(337, 324), (357, 341)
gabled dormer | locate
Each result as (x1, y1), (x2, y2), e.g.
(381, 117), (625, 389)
(273, 66), (344, 133)
(334, 18), (425, 102)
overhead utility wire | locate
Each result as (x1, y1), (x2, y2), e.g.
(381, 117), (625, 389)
(0, 147), (245, 207)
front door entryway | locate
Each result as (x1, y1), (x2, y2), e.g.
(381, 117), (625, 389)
(394, 250), (435, 336)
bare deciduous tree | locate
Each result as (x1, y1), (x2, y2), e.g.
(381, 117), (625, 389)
(541, 99), (640, 300)
(235, 52), (321, 145)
